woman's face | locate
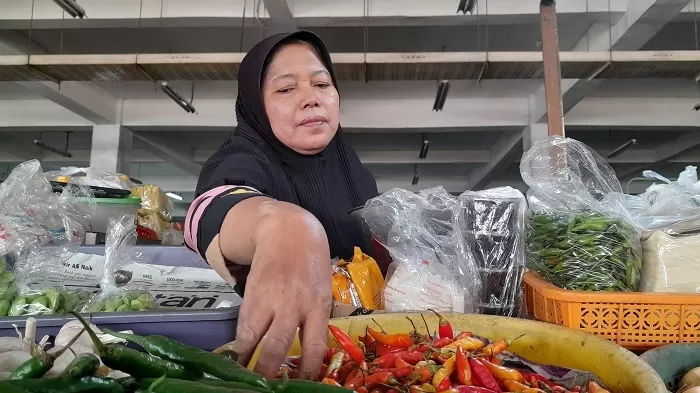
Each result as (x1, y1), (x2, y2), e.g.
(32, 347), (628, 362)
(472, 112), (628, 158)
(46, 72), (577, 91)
(261, 42), (340, 155)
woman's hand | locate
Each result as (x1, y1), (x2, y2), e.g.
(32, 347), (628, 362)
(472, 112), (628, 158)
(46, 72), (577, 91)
(231, 205), (332, 380)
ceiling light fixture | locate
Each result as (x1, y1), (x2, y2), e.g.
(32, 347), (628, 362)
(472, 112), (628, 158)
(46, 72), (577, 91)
(419, 133), (430, 159)
(52, 0), (87, 18)
(608, 139), (637, 159)
(457, 0), (478, 14)
(165, 192), (183, 201)
(412, 164), (419, 186)
(432, 80), (450, 111)
(161, 82), (196, 114)
(33, 140), (72, 158)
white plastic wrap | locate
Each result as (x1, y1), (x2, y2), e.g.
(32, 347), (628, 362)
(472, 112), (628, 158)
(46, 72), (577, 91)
(456, 187), (527, 316)
(0, 160), (95, 316)
(640, 227), (700, 293)
(83, 215), (157, 312)
(361, 187), (480, 314)
(521, 137), (643, 292)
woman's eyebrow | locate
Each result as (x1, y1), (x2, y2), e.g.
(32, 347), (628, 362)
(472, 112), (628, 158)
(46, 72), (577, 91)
(270, 69), (329, 82)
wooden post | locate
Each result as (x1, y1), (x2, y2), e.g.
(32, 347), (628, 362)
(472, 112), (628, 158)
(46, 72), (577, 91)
(540, 0), (564, 137)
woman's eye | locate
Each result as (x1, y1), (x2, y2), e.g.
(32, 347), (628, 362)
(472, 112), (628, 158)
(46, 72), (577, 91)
(277, 87), (294, 93)
(315, 83), (330, 88)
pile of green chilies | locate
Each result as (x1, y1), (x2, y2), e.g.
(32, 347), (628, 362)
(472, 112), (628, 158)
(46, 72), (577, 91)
(0, 312), (351, 393)
(526, 212), (642, 292)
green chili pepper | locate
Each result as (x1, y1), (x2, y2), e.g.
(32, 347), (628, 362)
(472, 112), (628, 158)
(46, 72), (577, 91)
(9, 328), (86, 380)
(69, 312), (201, 380)
(60, 353), (100, 379)
(141, 378), (272, 393)
(5, 376), (124, 393)
(135, 378), (267, 393)
(269, 379), (354, 393)
(103, 329), (269, 389)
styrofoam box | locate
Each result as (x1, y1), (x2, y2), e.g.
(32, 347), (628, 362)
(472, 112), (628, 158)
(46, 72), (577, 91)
(0, 246), (239, 350)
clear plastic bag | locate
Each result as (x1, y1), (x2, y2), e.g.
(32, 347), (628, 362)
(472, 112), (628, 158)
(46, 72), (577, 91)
(82, 215), (157, 313)
(456, 187), (527, 316)
(361, 187), (480, 313)
(603, 166), (700, 231)
(0, 256), (17, 316)
(130, 185), (173, 221)
(521, 137), (643, 292)
(0, 160), (95, 316)
(44, 166), (131, 190)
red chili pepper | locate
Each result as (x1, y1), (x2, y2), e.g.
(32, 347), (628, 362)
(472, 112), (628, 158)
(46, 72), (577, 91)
(373, 366), (414, 378)
(571, 387), (581, 393)
(324, 347), (341, 363)
(434, 337), (453, 348)
(522, 373), (558, 388)
(454, 331), (473, 341)
(469, 358), (502, 393)
(437, 377), (452, 391)
(430, 309), (454, 339)
(367, 328), (414, 348)
(395, 350), (426, 365)
(372, 353), (398, 368)
(394, 356), (411, 368)
(318, 364), (328, 380)
(407, 366), (434, 385)
(551, 386), (567, 393)
(357, 387), (369, 393)
(329, 325), (366, 365)
(456, 346), (472, 386)
(337, 362), (355, 384)
(414, 343), (431, 352)
(451, 386), (501, 393)
(376, 342), (402, 357)
(359, 332), (376, 354)
(344, 371), (397, 390)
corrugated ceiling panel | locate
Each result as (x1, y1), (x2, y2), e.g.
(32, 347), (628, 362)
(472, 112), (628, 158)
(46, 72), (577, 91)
(30, 54), (149, 81)
(137, 54), (243, 80)
(0, 56), (46, 81)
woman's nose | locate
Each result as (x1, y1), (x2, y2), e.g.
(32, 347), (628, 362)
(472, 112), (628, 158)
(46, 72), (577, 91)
(299, 83), (320, 108)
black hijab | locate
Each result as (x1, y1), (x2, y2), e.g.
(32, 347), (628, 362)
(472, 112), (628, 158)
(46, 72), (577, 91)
(196, 31), (378, 259)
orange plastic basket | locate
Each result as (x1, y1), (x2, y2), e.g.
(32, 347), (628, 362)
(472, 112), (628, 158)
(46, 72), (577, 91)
(524, 271), (700, 350)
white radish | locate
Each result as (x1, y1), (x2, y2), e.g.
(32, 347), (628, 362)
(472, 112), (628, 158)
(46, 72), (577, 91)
(0, 351), (33, 373)
(43, 346), (76, 377)
(0, 337), (29, 354)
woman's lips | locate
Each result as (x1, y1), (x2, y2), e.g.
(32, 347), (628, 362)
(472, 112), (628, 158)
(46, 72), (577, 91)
(299, 116), (327, 127)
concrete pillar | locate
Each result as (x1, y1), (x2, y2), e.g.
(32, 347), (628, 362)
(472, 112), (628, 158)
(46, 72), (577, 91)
(90, 125), (132, 175)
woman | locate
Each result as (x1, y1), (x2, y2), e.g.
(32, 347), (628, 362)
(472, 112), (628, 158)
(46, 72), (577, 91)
(184, 31), (378, 379)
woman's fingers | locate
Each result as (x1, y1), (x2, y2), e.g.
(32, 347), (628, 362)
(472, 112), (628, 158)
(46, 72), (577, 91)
(254, 317), (300, 378)
(298, 309), (330, 380)
(234, 299), (273, 368)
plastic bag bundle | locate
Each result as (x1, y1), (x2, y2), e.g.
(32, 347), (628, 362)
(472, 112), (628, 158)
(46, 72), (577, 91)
(83, 215), (157, 313)
(520, 137), (643, 292)
(44, 166), (131, 190)
(0, 160), (95, 316)
(361, 187), (480, 313)
(456, 187), (527, 316)
(131, 184), (173, 222)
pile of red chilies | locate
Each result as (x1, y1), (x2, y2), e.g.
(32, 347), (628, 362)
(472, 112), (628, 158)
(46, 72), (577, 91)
(282, 311), (611, 393)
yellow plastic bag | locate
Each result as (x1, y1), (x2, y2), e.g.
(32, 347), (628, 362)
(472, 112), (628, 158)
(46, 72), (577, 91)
(345, 247), (384, 310)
